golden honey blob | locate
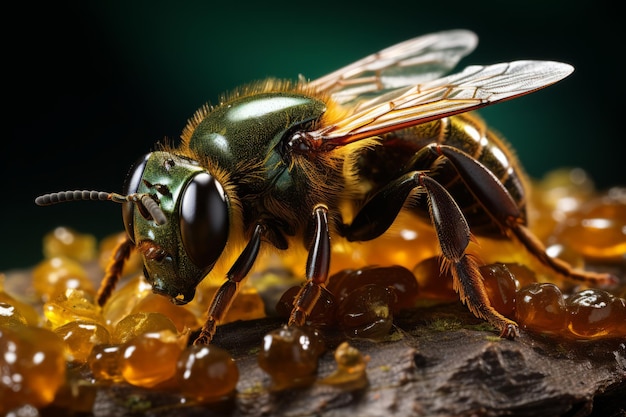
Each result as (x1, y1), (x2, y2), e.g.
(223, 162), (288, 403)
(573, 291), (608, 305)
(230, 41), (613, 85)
(119, 331), (184, 388)
(176, 345), (239, 401)
(43, 226), (97, 262)
(0, 326), (66, 413)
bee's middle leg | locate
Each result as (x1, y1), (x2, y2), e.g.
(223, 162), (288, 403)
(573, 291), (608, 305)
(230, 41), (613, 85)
(289, 205), (331, 327)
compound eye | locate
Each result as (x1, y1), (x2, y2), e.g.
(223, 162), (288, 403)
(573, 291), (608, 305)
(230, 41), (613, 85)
(179, 172), (229, 270)
(122, 153), (151, 243)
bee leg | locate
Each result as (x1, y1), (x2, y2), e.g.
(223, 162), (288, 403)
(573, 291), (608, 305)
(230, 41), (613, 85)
(342, 168), (518, 337)
(289, 205), (331, 327)
(419, 174), (519, 338)
(194, 224), (265, 345)
(345, 170), (434, 242)
(96, 236), (134, 306)
(432, 144), (615, 286)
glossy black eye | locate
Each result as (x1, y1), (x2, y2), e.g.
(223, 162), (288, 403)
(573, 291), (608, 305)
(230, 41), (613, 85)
(179, 172), (229, 270)
(122, 153), (151, 243)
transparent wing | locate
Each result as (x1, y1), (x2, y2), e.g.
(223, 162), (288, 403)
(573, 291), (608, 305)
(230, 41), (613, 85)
(307, 29), (478, 104)
(309, 60), (574, 148)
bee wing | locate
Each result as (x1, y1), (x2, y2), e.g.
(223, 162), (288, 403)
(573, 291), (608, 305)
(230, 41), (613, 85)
(309, 60), (574, 148)
(307, 29), (478, 104)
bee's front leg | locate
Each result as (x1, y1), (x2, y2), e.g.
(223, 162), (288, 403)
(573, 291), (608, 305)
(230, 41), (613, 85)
(194, 224), (265, 345)
(289, 205), (331, 327)
(96, 236), (134, 306)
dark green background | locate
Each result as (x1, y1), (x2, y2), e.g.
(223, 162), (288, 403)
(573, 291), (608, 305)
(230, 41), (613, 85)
(3, 1), (623, 271)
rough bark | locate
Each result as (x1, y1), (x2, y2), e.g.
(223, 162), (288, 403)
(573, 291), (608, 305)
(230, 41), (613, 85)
(42, 303), (626, 417)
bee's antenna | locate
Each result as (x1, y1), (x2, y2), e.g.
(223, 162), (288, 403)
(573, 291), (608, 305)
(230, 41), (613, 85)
(35, 190), (167, 225)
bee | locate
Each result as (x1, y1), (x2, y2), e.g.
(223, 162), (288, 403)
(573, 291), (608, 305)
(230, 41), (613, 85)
(36, 29), (613, 344)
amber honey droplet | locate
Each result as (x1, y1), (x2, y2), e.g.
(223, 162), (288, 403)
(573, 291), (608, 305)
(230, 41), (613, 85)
(0, 276), (40, 326)
(87, 344), (124, 382)
(529, 168), (596, 240)
(412, 256), (457, 300)
(552, 188), (626, 262)
(54, 320), (111, 363)
(361, 213), (439, 269)
(0, 326), (66, 412)
(319, 341), (369, 389)
(176, 345), (239, 402)
(119, 331), (183, 388)
(565, 289), (626, 339)
(43, 288), (105, 329)
(0, 302), (28, 329)
(276, 285), (337, 328)
(101, 274), (152, 328)
(480, 264), (517, 318)
(32, 256), (94, 301)
(191, 285), (265, 325)
(257, 326), (322, 390)
(515, 283), (566, 334)
(503, 263), (537, 289)
(112, 312), (178, 344)
(133, 293), (199, 333)
(43, 226), (97, 262)
(327, 266), (418, 312)
(338, 284), (396, 340)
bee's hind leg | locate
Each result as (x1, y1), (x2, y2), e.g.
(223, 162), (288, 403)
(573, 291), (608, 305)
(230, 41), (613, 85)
(340, 169), (518, 337)
(432, 144), (616, 287)
(418, 174), (519, 338)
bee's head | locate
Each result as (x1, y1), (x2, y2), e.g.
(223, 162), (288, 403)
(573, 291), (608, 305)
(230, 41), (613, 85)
(35, 151), (230, 305)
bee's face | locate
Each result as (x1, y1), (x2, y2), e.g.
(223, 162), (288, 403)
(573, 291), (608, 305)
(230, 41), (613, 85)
(123, 151), (230, 304)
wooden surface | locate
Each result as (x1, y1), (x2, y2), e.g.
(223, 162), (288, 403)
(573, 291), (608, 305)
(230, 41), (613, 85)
(4, 263), (625, 417)
(40, 302), (626, 417)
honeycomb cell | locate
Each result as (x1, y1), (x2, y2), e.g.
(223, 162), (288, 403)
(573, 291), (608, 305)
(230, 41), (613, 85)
(43, 226), (97, 262)
(87, 344), (123, 382)
(0, 326), (66, 412)
(53, 320), (111, 363)
(257, 326), (322, 390)
(176, 345), (239, 402)
(119, 331), (183, 388)
(565, 289), (626, 339)
(515, 283), (566, 334)
(32, 256), (94, 301)
(112, 312), (178, 344)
